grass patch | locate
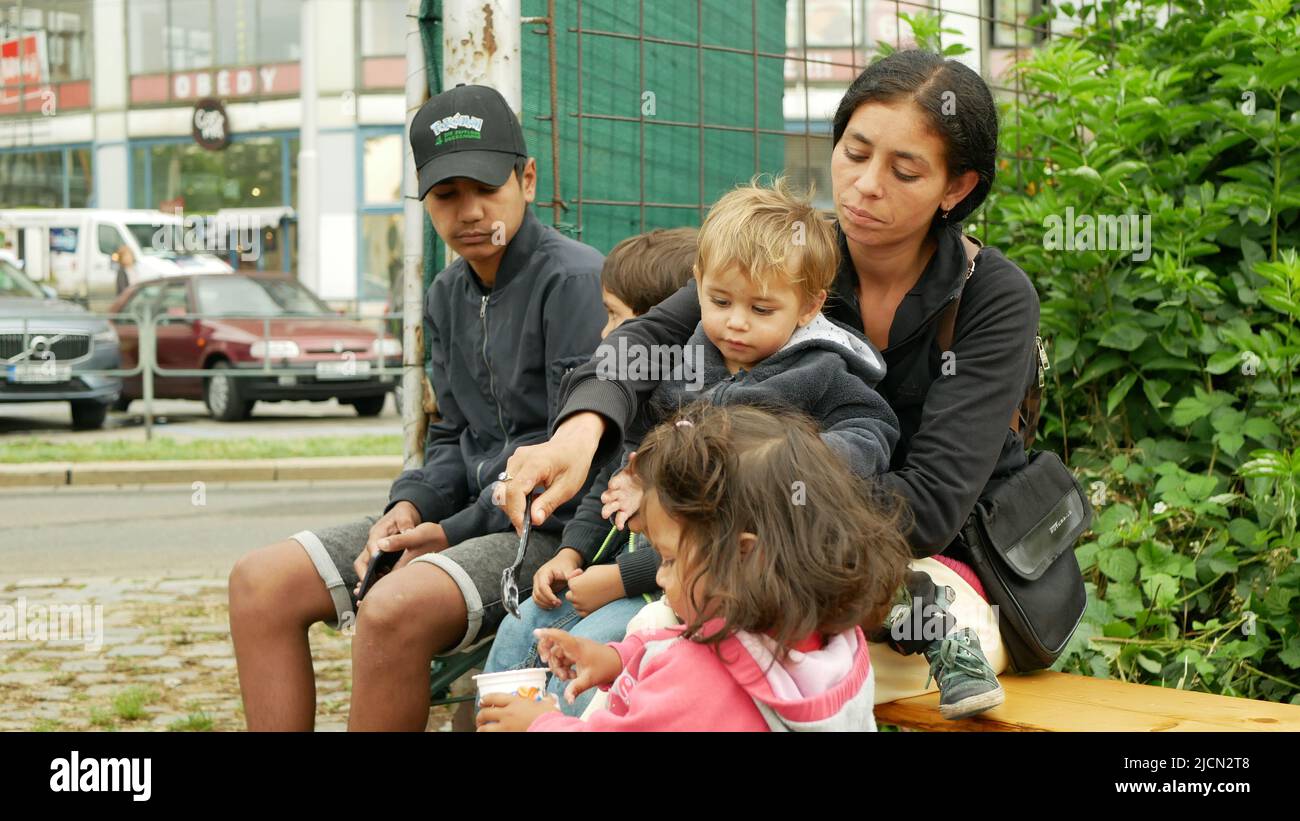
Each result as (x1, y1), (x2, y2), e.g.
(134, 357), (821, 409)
(89, 707), (116, 729)
(168, 711), (214, 732)
(112, 686), (160, 722)
(32, 718), (63, 732)
(0, 434), (402, 464)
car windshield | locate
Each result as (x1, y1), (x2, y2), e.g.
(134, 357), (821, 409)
(127, 223), (207, 258)
(0, 258), (47, 299)
(194, 277), (331, 317)
(127, 223), (172, 254)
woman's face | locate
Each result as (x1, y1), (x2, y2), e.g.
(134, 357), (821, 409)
(830, 99), (970, 248)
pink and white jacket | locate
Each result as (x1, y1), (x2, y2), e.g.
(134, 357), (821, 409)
(528, 622), (877, 732)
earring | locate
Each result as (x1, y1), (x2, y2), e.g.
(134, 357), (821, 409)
(941, 207), (952, 220)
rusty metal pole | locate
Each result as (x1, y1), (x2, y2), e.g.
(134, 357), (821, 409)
(402, 0), (429, 469)
(441, 0), (523, 127)
(438, 0), (522, 261)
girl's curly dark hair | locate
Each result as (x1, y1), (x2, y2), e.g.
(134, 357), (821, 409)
(633, 401), (910, 656)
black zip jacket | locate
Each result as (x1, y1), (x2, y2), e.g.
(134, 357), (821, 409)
(554, 222), (1040, 558)
(387, 208), (606, 547)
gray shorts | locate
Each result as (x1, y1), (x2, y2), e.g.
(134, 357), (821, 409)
(290, 517), (561, 655)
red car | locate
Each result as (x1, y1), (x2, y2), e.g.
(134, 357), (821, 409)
(109, 274), (401, 421)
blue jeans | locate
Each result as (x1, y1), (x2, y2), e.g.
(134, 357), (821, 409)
(484, 595), (649, 716)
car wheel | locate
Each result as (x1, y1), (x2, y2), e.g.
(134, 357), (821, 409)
(70, 400), (110, 430)
(350, 395), (387, 417)
(205, 361), (253, 421)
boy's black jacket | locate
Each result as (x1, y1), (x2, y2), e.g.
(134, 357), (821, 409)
(556, 222), (1041, 558)
(387, 208), (606, 546)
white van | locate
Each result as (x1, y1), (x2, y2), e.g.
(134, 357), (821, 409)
(0, 209), (234, 306)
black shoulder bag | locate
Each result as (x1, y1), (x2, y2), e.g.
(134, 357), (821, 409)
(937, 237), (1093, 672)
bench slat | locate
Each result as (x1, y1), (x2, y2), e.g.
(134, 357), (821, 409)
(875, 671), (1300, 732)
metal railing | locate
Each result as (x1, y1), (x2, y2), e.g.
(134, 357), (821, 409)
(1, 308), (407, 440)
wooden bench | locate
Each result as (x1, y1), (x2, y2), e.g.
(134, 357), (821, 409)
(875, 671), (1300, 731)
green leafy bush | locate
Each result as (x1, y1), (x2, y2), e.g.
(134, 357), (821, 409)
(980, 0), (1299, 700)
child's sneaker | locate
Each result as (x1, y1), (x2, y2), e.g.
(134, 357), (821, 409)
(923, 627), (1005, 720)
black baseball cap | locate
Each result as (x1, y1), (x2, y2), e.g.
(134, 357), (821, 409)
(410, 84), (529, 199)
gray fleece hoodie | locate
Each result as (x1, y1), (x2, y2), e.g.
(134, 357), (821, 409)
(649, 312), (899, 477)
(561, 313), (900, 596)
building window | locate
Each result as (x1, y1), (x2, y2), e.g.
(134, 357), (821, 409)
(362, 133), (403, 205)
(127, 0), (167, 74)
(215, 0), (257, 68)
(131, 135), (288, 212)
(361, 0), (406, 55)
(166, 0), (214, 71)
(0, 145), (92, 206)
(990, 0), (1045, 48)
(359, 0), (407, 89)
(127, 0), (300, 105)
(0, 0), (93, 115)
(359, 213), (402, 303)
(359, 129), (404, 303)
(256, 0), (301, 64)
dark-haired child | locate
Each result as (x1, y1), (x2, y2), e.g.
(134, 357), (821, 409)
(482, 227), (699, 715)
(478, 402), (912, 731)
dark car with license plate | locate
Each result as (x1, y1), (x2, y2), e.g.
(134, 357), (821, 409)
(108, 274), (401, 421)
(0, 256), (121, 429)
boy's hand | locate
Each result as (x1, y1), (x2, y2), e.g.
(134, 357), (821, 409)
(599, 453), (643, 531)
(532, 548), (585, 609)
(352, 521), (448, 597)
(535, 628), (623, 704)
(353, 502), (422, 584)
(364, 501), (422, 557)
(475, 693), (560, 732)
(564, 564), (626, 617)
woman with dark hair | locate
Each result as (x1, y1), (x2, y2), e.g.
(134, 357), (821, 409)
(502, 51), (1041, 719)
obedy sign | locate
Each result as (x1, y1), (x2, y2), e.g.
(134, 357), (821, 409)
(172, 66), (279, 100)
(192, 98), (230, 151)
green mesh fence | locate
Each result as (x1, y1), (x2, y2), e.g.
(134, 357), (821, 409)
(421, 0), (787, 289)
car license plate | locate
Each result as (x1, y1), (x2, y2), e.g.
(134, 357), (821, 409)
(8, 362), (72, 384)
(315, 359), (370, 380)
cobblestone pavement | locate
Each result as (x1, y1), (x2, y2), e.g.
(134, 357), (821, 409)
(0, 577), (459, 732)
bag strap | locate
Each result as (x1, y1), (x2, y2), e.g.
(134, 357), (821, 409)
(934, 235), (981, 353)
(933, 235), (1044, 446)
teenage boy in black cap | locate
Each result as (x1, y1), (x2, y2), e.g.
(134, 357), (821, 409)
(228, 84), (606, 731)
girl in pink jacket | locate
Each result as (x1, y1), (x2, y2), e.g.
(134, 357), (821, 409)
(477, 402), (911, 732)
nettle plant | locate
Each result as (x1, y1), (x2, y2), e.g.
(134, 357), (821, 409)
(976, 0), (1299, 700)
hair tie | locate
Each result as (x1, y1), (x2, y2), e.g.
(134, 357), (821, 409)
(675, 419), (694, 429)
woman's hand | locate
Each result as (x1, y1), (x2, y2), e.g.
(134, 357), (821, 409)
(502, 412), (606, 531)
(564, 564), (627, 617)
(599, 453), (643, 531)
(532, 548), (585, 609)
(475, 693), (560, 732)
(535, 628), (624, 704)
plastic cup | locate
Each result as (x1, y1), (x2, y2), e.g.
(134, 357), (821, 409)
(473, 669), (548, 704)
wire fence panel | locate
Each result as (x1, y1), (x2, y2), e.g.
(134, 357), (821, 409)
(499, 0), (1064, 251)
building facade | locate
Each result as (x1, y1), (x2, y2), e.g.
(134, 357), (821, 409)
(1, 0), (408, 305)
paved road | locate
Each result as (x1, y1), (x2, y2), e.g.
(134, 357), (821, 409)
(0, 396), (401, 442)
(0, 479), (392, 581)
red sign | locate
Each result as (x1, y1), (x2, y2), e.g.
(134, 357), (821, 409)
(0, 32), (48, 107)
(130, 63), (301, 105)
